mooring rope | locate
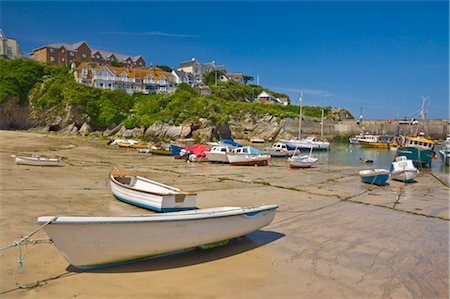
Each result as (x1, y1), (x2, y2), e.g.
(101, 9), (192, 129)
(0, 216), (57, 289)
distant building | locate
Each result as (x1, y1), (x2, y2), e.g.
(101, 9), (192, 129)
(256, 91), (288, 106)
(30, 41), (146, 68)
(74, 63), (174, 94)
(0, 29), (23, 60)
(171, 69), (195, 86)
(227, 73), (244, 84)
(177, 58), (226, 84)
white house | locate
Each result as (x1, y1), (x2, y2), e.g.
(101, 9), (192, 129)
(256, 91), (288, 106)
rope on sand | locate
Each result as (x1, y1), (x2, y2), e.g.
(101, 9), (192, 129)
(0, 216), (57, 289)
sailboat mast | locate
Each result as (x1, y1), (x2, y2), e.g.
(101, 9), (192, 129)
(320, 109), (324, 140)
(298, 90), (303, 140)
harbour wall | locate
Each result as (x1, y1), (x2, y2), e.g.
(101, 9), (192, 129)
(281, 118), (449, 140)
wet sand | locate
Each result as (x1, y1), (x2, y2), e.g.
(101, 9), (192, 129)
(0, 130), (448, 298)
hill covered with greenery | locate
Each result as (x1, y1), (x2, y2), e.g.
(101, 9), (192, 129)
(0, 59), (352, 130)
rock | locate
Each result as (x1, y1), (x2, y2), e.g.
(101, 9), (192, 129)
(79, 122), (92, 136)
(103, 123), (123, 137)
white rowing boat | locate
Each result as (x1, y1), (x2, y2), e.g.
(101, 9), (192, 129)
(13, 155), (60, 166)
(109, 169), (197, 212)
(37, 205), (278, 269)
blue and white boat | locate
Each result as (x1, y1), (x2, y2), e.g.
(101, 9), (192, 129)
(109, 169), (197, 212)
(170, 144), (184, 159)
(359, 169), (389, 186)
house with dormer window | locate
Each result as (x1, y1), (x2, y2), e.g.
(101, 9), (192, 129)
(31, 40), (147, 68)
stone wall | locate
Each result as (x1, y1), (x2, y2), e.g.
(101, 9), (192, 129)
(281, 118), (449, 140)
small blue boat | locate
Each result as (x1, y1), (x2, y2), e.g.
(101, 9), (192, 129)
(359, 169), (389, 186)
(170, 144), (184, 159)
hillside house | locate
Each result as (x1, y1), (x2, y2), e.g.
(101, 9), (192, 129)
(74, 63), (174, 94)
(31, 41), (146, 68)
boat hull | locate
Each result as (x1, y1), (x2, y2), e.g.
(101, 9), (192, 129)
(397, 147), (434, 166)
(439, 149), (449, 166)
(281, 140), (329, 151)
(149, 149), (172, 156)
(37, 205), (278, 269)
(205, 151), (229, 163)
(15, 156), (60, 166)
(227, 154), (270, 166)
(358, 141), (390, 148)
(265, 149), (295, 157)
(359, 169), (389, 186)
(390, 170), (418, 182)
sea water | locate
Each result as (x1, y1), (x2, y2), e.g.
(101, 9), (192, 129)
(262, 142), (449, 174)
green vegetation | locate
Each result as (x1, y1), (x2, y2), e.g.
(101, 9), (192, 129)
(1, 59), (353, 130)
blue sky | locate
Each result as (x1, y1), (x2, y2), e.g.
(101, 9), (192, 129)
(1, 1), (448, 119)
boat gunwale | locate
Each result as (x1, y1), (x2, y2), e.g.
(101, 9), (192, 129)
(37, 205), (279, 224)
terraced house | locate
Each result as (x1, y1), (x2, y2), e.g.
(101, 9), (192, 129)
(30, 41), (146, 68)
(74, 63), (174, 94)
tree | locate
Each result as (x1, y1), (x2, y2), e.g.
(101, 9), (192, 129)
(243, 75), (254, 84)
(203, 70), (226, 85)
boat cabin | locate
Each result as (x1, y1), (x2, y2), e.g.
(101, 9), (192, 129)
(211, 146), (231, 153)
(404, 137), (435, 150)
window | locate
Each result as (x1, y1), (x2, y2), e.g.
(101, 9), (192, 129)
(70, 52), (74, 57)
(61, 49), (65, 53)
(50, 56), (55, 62)
(61, 58), (65, 62)
(96, 54), (101, 59)
(82, 67), (88, 75)
(81, 53), (87, 59)
(49, 48), (55, 53)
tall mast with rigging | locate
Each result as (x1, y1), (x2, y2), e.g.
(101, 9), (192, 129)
(298, 90), (303, 140)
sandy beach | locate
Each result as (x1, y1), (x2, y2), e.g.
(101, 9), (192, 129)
(0, 130), (448, 298)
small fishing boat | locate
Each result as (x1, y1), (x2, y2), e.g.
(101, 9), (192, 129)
(37, 204), (278, 269)
(265, 142), (296, 157)
(359, 158), (374, 163)
(250, 137), (265, 143)
(109, 139), (139, 146)
(205, 145), (234, 163)
(359, 169), (390, 186)
(288, 147), (318, 168)
(149, 145), (172, 156)
(397, 135), (436, 167)
(13, 155), (60, 167)
(129, 143), (149, 149)
(349, 133), (364, 144)
(170, 144), (184, 159)
(109, 169), (197, 212)
(390, 156), (419, 182)
(227, 146), (271, 166)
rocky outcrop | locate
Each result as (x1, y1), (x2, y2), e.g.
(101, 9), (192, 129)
(0, 96), (29, 130)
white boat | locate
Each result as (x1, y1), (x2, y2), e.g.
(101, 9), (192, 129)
(356, 134), (380, 144)
(265, 142), (295, 157)
(227, 146), (271, 166)
(390, 156), (419, 182)
(287, 147), (318, 168)
(37, 205), (278, 269)
(279, 136), (330, 151)
(439, 148), (450, 166)
(109, 169), (197, 212)
(205, 145), (233, 163)
(13, 155), (60, 166)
